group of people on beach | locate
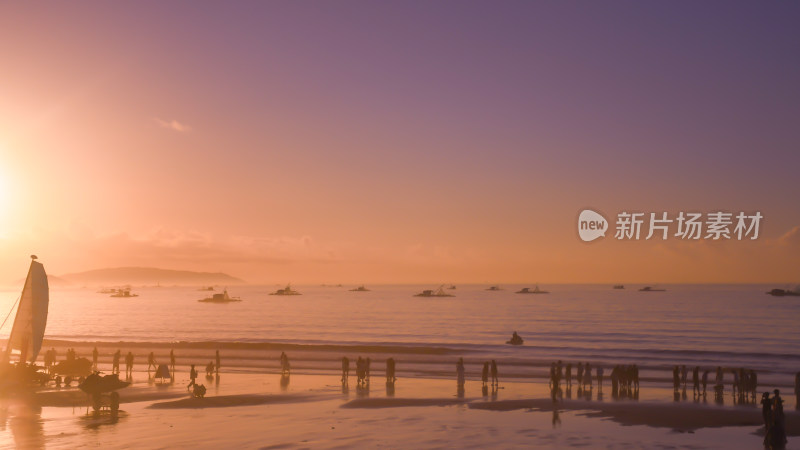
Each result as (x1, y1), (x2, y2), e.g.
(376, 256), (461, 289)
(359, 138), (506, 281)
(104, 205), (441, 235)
(672, 365), (758, 402)
(340, 356), (397, 386)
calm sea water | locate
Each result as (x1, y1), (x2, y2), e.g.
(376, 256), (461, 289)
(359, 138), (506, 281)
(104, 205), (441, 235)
(2, 284), (799, 383)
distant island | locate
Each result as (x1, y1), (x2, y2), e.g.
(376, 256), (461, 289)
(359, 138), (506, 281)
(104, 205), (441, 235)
(56, 267), (244, 286)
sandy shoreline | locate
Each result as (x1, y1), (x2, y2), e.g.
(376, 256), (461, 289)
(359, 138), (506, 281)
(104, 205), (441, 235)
(1, 371), (792, 448)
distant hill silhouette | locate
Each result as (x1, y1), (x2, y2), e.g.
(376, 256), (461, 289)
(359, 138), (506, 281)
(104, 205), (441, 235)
(57, 267), (244, 286)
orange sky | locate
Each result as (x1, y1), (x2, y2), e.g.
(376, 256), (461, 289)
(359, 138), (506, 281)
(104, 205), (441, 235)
(0, 3), (798, 285)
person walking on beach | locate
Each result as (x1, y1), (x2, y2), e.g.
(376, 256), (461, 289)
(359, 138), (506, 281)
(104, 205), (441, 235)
(112, 350), (121, 374)
(148, 352), (156, 372)
(481, 362), (489, 386)
(456, 358), (465, 387)
(125, 351), (134, 378)
(490, 360), (499, 386)
(216, 350), (221, 375)
(341, 356), (350, 383)
(92, 347), (99, 370)
(188, 364), (198, 389)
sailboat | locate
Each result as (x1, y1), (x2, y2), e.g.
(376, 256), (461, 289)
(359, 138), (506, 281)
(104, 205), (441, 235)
(4, 255), (49, 366)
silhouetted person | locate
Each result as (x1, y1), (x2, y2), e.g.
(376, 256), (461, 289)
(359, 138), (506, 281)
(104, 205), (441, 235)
(216, 350), (221, 375)
(188, 364), (198, 389)
(92, 347), (99, 370)
(456, 358), (465, 387)
(148, 352), (156, 371)
(565, 363), (572, 387)
(490, 360), (498, 386)
(702, 370), (709, 396)
(112, 350), (121, 374)
(125, 351), (134, 377)
(481, 362), (489, 386)
(596, 366), (604, 390)
(386, 358), (396, 383)
(341, 356), (350, 383)
(672, 366), (680, 391)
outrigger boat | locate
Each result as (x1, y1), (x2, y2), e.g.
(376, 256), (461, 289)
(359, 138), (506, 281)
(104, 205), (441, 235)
(414, 285), (454, 297)
(198, 288), (242, 303)
(270, 284), (301, 296)
(516, 284), (549, 294)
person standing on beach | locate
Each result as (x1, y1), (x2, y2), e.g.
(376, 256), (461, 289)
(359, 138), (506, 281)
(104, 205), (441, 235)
(672, 366), (680, 391)
(795, 372), (800, 409)
(680, 365), (687, 389)
(596, 366), (604, 390)
(386, 358), (396, 383)
(456, 358), (465, 387)
(490, 360), (498, 386)
(92, 347), (99, 370)
(112, 350), (121, 374)
(565, 363), (572, 387)
(125, 351), (134, 378)
(702, 370), (709, 395)
(216, 350), (221, 375)
(481, 362), (489, 386)
(341, 356), (349, 383)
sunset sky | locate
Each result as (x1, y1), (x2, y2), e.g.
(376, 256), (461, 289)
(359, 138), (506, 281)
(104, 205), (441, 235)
(0, 2), (798, 285)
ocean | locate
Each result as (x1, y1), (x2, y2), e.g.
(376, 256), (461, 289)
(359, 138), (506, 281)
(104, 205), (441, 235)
(2, 284), (799, 388)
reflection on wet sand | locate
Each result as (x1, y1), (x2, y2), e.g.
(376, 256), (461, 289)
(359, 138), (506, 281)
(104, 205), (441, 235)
(0, 398), (45, 449)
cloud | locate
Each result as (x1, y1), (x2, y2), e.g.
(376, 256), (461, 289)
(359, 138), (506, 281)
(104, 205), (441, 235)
(153, 117), (191, 133)
(778, 225), (800, 247)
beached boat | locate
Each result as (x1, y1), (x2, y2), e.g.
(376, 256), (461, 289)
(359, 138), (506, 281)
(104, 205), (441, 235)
(639, 286), (666, 292)
(766, 288), (800, 297)
(414, 285), (454, 297)
(0, 256), (51, 385)
(516, 285), (549, 294)
(349, 285), (370, 292)
(270, 284), (301, 296)
(198, 288), (242, 303)
(110, 288), (138, 298)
